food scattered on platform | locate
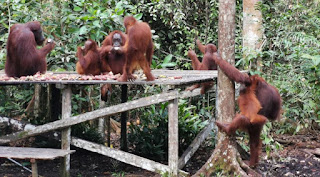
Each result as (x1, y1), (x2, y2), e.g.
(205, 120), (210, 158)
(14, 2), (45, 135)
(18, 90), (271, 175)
(0, 71), (183, 82)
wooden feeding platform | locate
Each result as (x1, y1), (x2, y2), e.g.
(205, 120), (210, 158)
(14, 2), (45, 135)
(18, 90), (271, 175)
(0, 69), (217, 86)
(0, 69), (219, 177)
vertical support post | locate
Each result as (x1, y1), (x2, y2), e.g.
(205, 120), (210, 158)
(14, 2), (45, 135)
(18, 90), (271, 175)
(98, 109), (106, 139)
(61, 84), (72, 177)
(50, 84), (61, 121)
(98, 85), (106, 139)
(46, 84), (51, 120)
(34, 84), (41, 119)
(168, 98), (179, 176)
(30, 159), (38, 177)
(120, 84), (128, 151)
(107, 116), (111, 147)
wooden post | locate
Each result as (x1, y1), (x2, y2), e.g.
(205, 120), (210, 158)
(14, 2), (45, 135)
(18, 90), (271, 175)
(107, 116), (111, 147)
(120, 84), (128, 151)
(50, 84), (61, 121)
(34, 84), (41, 119)
(98, 87), (106, 139)
(168, 98), (179, 176)
(46, 84), (51, 120)
(30, 159), (38, 177)
(60, 84), (72, 177)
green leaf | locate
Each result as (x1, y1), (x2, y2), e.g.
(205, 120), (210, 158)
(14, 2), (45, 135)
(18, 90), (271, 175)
(116, 9), (125, 16)
(68, 14), (77, 20)
(79, 26), (88, 35)
(100, 12), (110, 19)
(302, 54), (320, 66)
(296, 124), (301, 133)
(0, 52), (5, 60)
(312, 56), (320, 66)
(163, 54), (173, 63)
(161, 62), (176, 68)
(115, 1), (123, 11)
(73, 6), (82, 12)
(93, 20), (101, 28)
(134, 13), (143, 20)
(264, 137), (272, 144)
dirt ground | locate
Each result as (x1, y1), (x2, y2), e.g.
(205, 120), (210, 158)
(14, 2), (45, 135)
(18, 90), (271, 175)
(1, 130), (319, 177)
(257, 130), (320, 177)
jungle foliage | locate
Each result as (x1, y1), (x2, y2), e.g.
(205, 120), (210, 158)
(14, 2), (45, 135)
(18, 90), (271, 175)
(0, 0), (319, 158)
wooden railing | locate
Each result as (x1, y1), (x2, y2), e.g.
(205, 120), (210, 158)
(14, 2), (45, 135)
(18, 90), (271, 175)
(0, 70), (219, 177)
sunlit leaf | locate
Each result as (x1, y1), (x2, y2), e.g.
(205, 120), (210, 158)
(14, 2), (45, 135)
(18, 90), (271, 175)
(134, 13), (143, 20)
(163, 54), (173, 63)
(302, 54), (320, 66)
(161, 62), (176, 68)
(116, 9), (124, 16)
(73, 6), (82, 12)
(79, 26), (87, 35)
(93, 20), (100, 28)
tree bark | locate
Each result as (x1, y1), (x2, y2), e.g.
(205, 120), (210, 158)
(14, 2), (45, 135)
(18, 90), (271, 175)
(243, 0), (264, 71)
(193, 0), (260, 176)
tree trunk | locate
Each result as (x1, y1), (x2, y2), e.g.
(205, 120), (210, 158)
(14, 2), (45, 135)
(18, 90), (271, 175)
(243, 0), (264, 71)
(193, 0), (260, 176)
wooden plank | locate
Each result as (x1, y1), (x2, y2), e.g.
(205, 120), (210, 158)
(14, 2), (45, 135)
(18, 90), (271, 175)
(0, 70), (218, 77)
(168, 98), (179, 176)
(154, 70), (217, 77)
(0, 147), (75, 160)
(0, 70), (218, 86)
(0, 116), (36, 131)
(180, 87), (202, 99)
(0, 76), (214, 86)
(0, 70), (250, 86)
(178, 118), (215, 169)
(0, 91), (180, 144)
(61, 85), (72, 177)
(70, 138), (189, 176)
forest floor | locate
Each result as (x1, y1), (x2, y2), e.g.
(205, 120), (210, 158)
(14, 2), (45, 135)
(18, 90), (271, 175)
(0, 129), (319, 177)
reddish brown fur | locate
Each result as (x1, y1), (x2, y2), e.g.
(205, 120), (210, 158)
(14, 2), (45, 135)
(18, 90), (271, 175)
(100, 30), (127, 75)
(100, 31), (128, 101)
(213, 52), (251, 85)
(117, 16), (155, 81)
(186, 40), (218, 94)
(76, 39), (108, 75)
(214, 52), (281, 167)
(5, 21), (55, 77)
(196, 39), (206, 54)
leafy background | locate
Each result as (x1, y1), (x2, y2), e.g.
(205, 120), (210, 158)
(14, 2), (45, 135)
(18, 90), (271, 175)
(0, 0), (319, 161)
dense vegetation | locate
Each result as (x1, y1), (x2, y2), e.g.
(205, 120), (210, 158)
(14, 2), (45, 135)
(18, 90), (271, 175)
(0, 0), (319, 161)
(260, 1), (320, 133)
